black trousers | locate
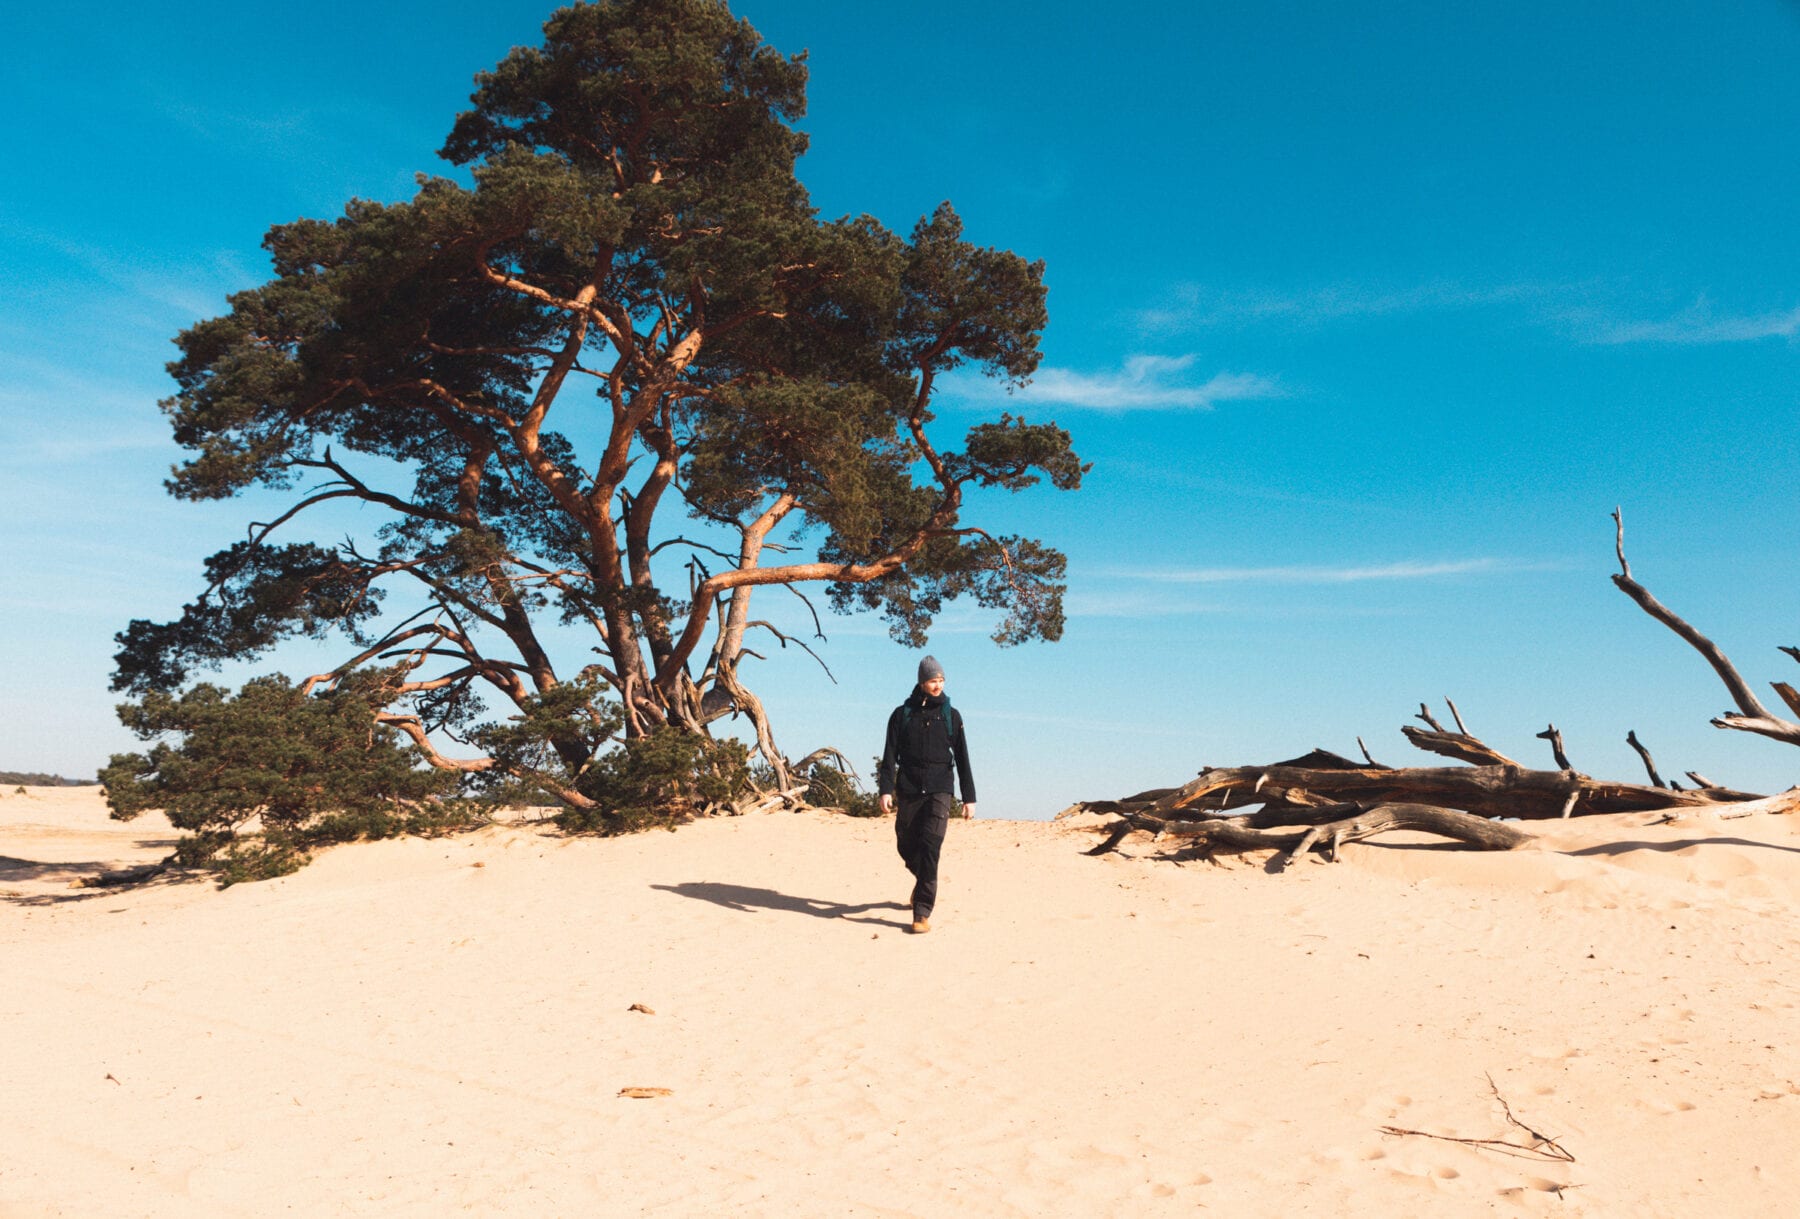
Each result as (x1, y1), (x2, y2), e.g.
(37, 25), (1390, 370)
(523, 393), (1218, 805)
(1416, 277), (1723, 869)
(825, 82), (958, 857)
(894, 791), (954, 919)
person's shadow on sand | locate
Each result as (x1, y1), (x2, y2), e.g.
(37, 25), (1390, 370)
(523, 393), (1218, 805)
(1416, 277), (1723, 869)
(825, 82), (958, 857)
(651, 882), (911, 928)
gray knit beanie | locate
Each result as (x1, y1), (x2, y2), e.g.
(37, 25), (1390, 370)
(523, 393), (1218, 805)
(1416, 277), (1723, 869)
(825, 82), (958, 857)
(917, 654), (944, 683)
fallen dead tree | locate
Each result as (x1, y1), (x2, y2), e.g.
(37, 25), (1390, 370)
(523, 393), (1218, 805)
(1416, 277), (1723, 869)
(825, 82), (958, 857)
(1083, 799), (1536, 864)
(1064, 736), (1800, 866)
(1065, 512), (1800, 866)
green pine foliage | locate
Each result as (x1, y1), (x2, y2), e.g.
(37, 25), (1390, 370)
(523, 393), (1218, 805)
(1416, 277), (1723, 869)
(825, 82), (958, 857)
(802, 762), (881, 817)
(556, 727), (751, 834)
(100, 673), (474, 884)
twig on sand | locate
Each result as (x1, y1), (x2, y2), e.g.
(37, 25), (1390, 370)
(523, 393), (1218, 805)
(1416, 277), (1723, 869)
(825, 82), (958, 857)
(1379, 1074), (1575, 1163)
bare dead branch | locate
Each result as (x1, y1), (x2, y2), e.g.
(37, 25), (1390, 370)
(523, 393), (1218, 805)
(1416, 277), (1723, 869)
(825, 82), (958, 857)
(1625, 730), (1666, 789)
(784, 581), (827, 640)
(647, 535), (743, 565)
(1610, 508), (1800, 747)
(790, 746), (853, 773)
(244, 487), (361, 550)
(745, 621), (837, 684)
(1773, 682), (1800, 720)
(1402, 725), (1521, 768)
(1536, 723), (1574, 771)
(291, 451), (472, 529)
(1415, 702), (1447, 732)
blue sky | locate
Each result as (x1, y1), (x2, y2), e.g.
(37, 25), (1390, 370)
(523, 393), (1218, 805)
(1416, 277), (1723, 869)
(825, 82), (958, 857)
(3, 0), (1798, 814)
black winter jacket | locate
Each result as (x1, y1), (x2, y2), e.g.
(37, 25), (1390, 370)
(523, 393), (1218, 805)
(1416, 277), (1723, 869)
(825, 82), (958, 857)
(878, 686), (976, 802)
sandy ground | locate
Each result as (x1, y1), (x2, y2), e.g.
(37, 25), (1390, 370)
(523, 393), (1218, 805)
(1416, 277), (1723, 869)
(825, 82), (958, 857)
(3, 785), (1799, 1218)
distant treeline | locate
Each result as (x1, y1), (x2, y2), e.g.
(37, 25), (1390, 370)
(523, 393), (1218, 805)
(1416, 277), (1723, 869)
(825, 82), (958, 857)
(0, 771), (93, 787)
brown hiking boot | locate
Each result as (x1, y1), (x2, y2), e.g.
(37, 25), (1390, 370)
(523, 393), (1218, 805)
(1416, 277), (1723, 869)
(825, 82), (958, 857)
(910, 916), (931, 934)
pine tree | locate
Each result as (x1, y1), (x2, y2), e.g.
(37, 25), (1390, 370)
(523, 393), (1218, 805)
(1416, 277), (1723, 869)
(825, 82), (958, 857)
(113, 0), (1085, 816)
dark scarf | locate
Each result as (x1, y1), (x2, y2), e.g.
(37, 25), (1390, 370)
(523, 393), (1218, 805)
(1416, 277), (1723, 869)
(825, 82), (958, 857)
(909, 685), (949, 712)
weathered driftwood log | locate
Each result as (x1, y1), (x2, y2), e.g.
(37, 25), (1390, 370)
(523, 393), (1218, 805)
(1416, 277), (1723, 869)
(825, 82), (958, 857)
(1708, 788), (1800, 819)
(720, 784), (809, 816)
(1089, 801), (1533, 864)
(1081, 762), (1765, 822)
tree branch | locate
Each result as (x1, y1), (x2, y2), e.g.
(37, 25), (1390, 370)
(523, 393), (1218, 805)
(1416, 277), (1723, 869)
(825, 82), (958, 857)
(1535, 724), (1574, 771)
(1611, 507), (1800, 747)
(374, 713), (494, 773)
(745, 621), (837, 683)
(1625, 730), (1666, 789)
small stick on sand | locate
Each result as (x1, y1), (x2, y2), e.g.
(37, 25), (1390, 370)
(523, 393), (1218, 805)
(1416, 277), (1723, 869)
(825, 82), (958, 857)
(1379, 1073), (1574, 1163)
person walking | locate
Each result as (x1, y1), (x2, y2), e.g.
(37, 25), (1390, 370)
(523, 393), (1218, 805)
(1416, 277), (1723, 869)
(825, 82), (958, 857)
(878, 655), (975, 934)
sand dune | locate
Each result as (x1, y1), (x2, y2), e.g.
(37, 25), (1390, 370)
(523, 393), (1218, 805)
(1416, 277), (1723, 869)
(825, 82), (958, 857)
(4, 785), (1799, 1217)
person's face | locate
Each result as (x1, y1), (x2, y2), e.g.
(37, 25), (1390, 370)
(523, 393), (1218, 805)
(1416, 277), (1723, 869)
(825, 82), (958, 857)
(922, 675), (945, 697)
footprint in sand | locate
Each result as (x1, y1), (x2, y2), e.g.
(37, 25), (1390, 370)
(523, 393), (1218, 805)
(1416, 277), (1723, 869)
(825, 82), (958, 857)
(1384, 1166), (1455, 1193)
(1365, 1093), (1413, 1120)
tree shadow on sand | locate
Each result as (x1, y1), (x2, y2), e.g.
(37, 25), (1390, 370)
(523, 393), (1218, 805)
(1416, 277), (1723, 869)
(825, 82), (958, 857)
(651, 882), (912, 928)
(0, 852), (200, 906)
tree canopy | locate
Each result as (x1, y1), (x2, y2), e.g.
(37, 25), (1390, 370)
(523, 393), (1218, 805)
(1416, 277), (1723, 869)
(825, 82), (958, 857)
(112, 0), (1085, 817)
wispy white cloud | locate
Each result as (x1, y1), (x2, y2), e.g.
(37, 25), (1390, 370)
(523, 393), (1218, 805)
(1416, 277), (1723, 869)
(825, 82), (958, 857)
(1, 217), (254, 325)
(1138, 278), (1800, 349)
(955, 354), (1282, 412)
(144, 87), (436, 200)
(0, 363), (176, 466)
(1112, 558), (1552, 585)
(1062, 591), (1230, 619)
(1578, 298), (1800, 345)
(1136, 281), (1554, 333)
(0, 431), (173, 466)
